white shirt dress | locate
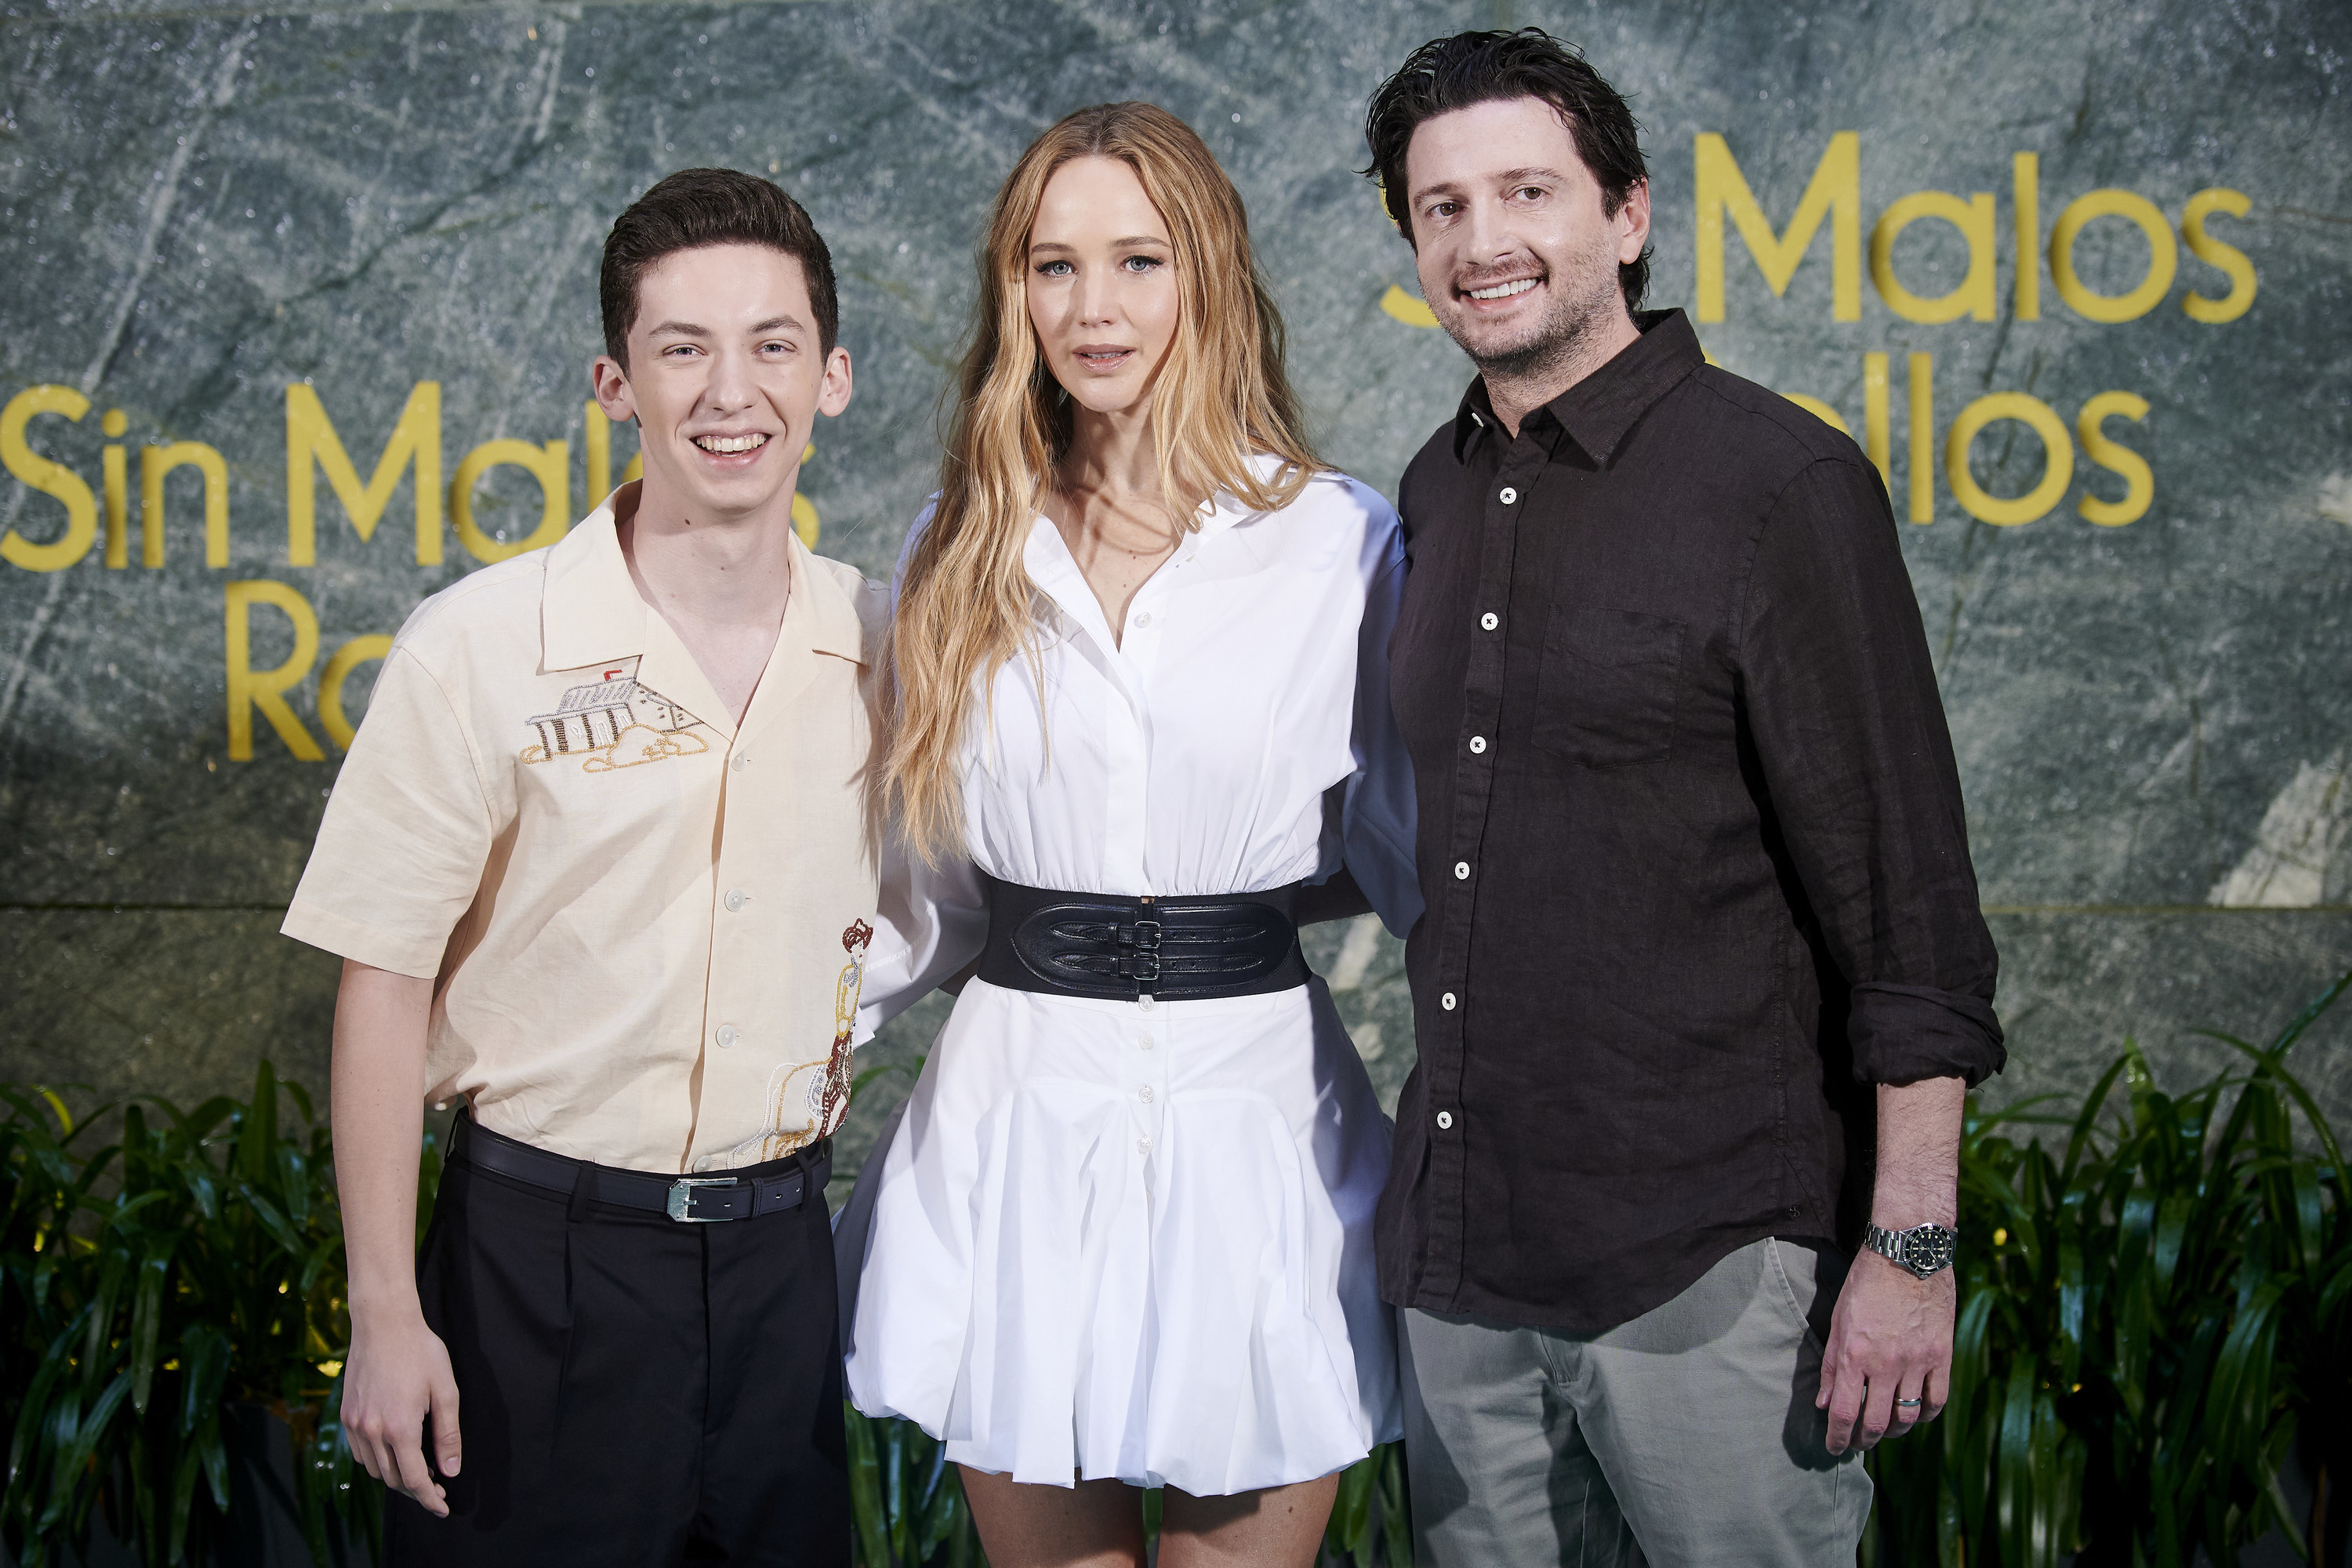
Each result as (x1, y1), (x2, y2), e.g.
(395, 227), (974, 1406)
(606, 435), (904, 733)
(844, 461), (1421, 1497)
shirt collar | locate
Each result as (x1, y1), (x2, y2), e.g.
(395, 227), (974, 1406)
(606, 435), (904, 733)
(772, 530), (870, 666)
(539, 483), (868, 675)
(540, 495), (644, 672)
(1022, 450), (1303, 588)
(1197, 452), (1301, 532)
(1450, 308), (1704, 466)
(1019, 453), (1299, 690)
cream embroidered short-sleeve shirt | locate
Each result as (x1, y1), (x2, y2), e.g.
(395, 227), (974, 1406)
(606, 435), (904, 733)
(283, 490), (889, 1174)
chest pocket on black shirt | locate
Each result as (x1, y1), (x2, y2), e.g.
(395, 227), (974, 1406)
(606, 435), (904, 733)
(1533, 608), (1686, 768)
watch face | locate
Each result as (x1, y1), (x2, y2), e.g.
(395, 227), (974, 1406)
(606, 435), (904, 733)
(1903, 1226), (1955, 1272)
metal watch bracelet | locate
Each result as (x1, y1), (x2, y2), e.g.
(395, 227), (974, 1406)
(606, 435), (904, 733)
(1862, 1221), (1958, 1279)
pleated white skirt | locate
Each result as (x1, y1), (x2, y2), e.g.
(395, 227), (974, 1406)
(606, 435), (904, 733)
(839, 975), (1398, 1496)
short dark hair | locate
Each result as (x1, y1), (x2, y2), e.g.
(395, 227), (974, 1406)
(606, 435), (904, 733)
(599, 168), (839, 367)
(1363, 28), (1651, 310)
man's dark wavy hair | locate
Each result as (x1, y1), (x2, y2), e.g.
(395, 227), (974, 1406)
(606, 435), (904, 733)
(1363, 28), (1651, 310)
(600, 167), (838, 367)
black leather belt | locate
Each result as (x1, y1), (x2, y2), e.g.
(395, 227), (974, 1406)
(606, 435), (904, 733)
(976, 874), (1309, 1002)
(450, 1112), (828, 1223)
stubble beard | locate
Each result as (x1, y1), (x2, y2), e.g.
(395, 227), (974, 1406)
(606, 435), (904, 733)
(1443, 228), (1627, 394)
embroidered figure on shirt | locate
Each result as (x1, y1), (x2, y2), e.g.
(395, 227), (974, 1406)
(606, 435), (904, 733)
(518, 666), (710, 771)
(811, 918), (874, 1134)
(728, 919), (875, 1168)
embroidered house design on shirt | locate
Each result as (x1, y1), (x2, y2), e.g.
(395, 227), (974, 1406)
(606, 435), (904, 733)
(519, 667), (710, 771)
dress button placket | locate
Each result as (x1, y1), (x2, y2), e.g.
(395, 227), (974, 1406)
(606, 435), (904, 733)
(1134, 1011), (1167, 1157)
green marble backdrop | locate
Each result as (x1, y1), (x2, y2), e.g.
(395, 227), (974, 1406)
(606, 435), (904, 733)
(3, 0), (2347, 1184)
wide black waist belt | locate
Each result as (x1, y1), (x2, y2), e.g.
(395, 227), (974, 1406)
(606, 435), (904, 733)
(450, 1111), (828, 1223)
(977, 874), (1309, 1002)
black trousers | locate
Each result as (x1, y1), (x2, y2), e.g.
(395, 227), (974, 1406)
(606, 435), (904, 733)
(388, 1133), (850, 1566)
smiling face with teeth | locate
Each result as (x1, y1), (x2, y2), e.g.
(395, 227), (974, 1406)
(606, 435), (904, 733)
(1402, 96), (1652, 428)
(591, 241), (852, 533)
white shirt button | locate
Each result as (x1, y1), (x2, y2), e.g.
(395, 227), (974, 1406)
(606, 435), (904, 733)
(723, 888), (749, 913)
(1139, 1085), (1155, 1103)
(1138, 1034), (1155, 1051)
(714, 1023), (739, 1048)
(1454, 861), (1471, 880)
(730, 753), (750, 771)
(1138, 1135), (1152, 1152)
(694, 1154), (718, 1173)
(1133, 611), (1152, 628)
(1440, 992), (1457, 1011)
(1436, 1110), (1454, 1130)
(1469, 736), (1487, 754)
(1499, 486), (1519, 504)
(1480, 612), (1499, 631)
(1138, 995), (1156, 1012)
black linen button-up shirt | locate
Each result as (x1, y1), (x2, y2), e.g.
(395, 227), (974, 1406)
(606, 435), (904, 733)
(1377, 310), (2005, 1335)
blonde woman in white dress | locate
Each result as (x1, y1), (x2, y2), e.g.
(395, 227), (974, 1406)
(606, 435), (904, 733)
(844, 101), (1419, 1568)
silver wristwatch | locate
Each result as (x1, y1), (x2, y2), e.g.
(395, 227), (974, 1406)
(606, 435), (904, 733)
(1862, 1221), (1958, 1279)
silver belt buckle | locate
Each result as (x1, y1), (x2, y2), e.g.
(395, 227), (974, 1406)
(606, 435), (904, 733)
(666, 1176), (738, 1222)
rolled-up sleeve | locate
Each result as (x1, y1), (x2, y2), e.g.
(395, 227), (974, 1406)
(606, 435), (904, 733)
(1737, 456), (2005, 1087)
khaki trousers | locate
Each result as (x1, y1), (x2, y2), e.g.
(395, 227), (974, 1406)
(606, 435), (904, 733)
(1399, 1238), (1871, 1566)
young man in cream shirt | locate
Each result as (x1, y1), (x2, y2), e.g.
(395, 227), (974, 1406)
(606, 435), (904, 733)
(284, 169), (889, 1565)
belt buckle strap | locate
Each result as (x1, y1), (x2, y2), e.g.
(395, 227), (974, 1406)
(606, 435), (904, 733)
(1116, 917), (1163, 985)
(666, 1176), (739, 1222)
(754, 1169), (808, 1214)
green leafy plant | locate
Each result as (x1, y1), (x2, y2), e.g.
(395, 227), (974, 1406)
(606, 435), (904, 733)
(845, 1404), (983, 1566)
(13, 972), (2343, 1567)
(1323, 1443), (1413, 1568)
(2, 1061), (377, 1566)
(1867, 969), (2350, 1566)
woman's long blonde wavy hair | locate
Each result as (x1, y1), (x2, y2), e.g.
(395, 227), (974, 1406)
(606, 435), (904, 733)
(887, 101), (1321, 862)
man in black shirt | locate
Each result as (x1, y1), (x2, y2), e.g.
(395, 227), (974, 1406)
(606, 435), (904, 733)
(1363, 31), (2005, 1564)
